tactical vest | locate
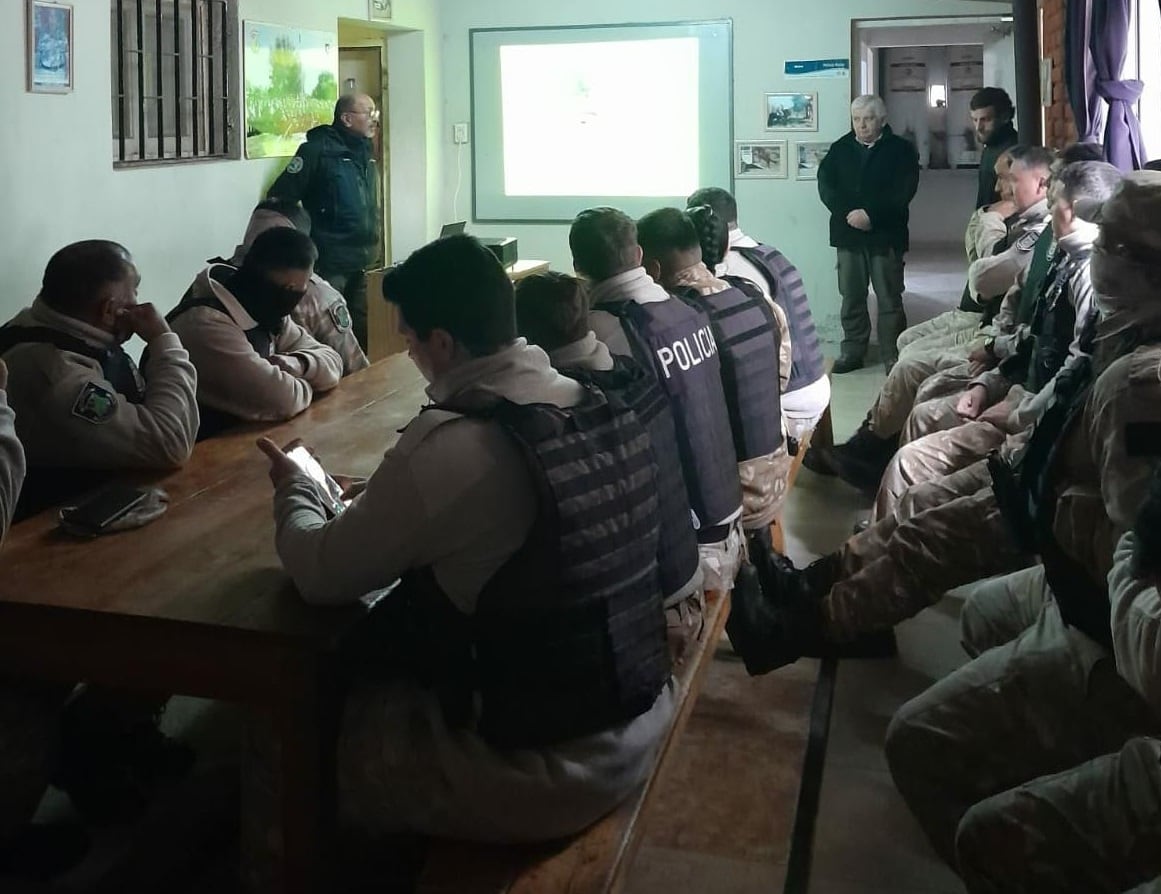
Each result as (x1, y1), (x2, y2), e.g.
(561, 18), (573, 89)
(0, 326), (142, 520)
(1014, 229), (1056, 327)
(1026, 248), (1092, 394)
(559, 355), (700, 605)
(599, 298), (742, 534)
(166, 278), (278, 439)
(675, 280), (784, 462)
(0, 325), (145, 403)
(374, 388), (671, 749)
(732, 245), (825, 391)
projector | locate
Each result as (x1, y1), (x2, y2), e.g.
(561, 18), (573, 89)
(480, 237), (518, 269)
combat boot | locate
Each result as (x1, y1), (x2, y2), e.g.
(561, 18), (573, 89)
(828, 417), (899, 494)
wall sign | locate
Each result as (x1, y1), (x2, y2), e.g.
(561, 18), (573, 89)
(784, 59), (850, 80)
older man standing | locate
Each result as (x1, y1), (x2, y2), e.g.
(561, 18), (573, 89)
(818, 95), (920, 373)
(267, 93), (380, 351)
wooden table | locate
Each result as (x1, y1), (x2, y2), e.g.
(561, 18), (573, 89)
(0, 354), (429, 894)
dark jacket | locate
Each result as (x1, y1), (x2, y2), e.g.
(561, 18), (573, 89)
(977, 122), (1020, 208)
(817, 125), (920, 253)
(267, 124), (379, 272)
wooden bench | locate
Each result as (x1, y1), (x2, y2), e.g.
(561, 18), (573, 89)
(769, 359), (835, 553)
(415, 589), (731, 894)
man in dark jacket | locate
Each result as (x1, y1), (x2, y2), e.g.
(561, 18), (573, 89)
(971, 87), (1020, 210)
(267, 94), (380, 351)
(818, 95), (920, 373)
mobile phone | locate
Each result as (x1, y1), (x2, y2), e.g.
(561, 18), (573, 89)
(285, 446), (348, 514)
(59, 483), (149, 533)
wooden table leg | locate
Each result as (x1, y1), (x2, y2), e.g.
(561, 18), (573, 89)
(272, 654), (339, 894)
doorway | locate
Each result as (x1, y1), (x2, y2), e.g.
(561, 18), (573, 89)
(336, 30), (389, 266)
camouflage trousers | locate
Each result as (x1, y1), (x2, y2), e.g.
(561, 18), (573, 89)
(869, 347), (980, 439)
(822, 478), (1030, 642)
(896, 309), (985, 354)
(875, 420), (1007, 523)
(740, 445), (793, 532)
(886, 573), (1161, 892)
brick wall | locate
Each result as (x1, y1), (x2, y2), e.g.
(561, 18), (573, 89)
(1040, 0), (1079, 148)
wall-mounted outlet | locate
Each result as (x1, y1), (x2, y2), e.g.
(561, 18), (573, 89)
(453, 122), (470, 144)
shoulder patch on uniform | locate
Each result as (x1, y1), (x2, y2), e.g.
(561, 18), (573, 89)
(72, 382), (118, 424)
(1126, 422), (1161, 457)
(285, 156), (304, 174)
(1014, 230), (1040, 252)
(328, 302), (352, 332)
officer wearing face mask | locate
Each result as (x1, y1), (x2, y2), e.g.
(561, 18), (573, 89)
(168, 227), (343, 438)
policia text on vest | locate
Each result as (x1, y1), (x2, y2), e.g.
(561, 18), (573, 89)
(656, 326), (718, 380)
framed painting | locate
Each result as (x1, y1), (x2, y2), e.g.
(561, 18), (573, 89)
(26, 0), (73, 94)
(735, 140), (788, 179)
(765, 92), (817, 132)
(795, 141), (831, 180)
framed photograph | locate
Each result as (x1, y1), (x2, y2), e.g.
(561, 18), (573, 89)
(795, 141), (831, 180)
(369, 0), (393, 21)
(735, 140), (788, 179)
(243, 22), (339, 159)
(765, 92), (817, 132)
(25, 0), (73, 94)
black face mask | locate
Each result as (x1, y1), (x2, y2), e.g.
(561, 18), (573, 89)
(230, 268), (307, 333)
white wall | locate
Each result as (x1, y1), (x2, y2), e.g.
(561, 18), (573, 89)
(437, 0), (1009, 345)
(0, 0), (442, 324)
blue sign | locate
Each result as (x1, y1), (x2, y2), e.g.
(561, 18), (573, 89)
(785, 59), (850, 79)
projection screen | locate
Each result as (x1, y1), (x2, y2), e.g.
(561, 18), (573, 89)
(470, 21), (734, 223)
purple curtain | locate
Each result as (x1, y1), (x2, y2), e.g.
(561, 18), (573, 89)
(1066, 0), (1103, 141)
(1090, 0), (1147, 169)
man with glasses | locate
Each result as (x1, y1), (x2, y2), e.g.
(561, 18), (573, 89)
(268, 93), (381, 351)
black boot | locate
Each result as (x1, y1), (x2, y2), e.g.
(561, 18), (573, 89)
(829, 418), (899, 494)
(54, 696), (195, 826)
(832, 355), (864, 374)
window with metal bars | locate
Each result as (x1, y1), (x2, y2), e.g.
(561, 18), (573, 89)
(111, 0), (239, 166)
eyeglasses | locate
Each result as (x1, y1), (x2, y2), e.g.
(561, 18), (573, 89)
(352, 108), (380, 122)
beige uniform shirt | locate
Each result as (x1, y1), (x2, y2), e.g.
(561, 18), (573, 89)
(292, 275), (369, 375)
(967, 201), (1051, 304)
(1110, 531), (1161, 719)
(1, 300), (197, 470)
(170, 267), (343, 423)
(270, 341), (675, 841)
(1053, 345), (1161, 588)
(0, 390), (25, 540)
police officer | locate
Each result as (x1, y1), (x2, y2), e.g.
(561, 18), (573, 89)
(513, 271), (705, 663)
(0, 240), (198, 517)
(222, 199), (368, 376)
(267, 93), (380, 351)
(871, 162), (1123, 521)
(637, 206), (790, 534)
(252, 235), (674, 877)
(728, 172), (1161, 676)
(569, 207), (744, 592)
(169, 227), (343, 438)
(686, 187), (830, 442)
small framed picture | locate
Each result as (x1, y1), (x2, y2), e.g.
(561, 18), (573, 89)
(369, 0), (392, 21)
(26, 0), (73, 94)
(735, 140), (788, 179)
(765, 92), (817, 132)
(795, 141), (832, 180)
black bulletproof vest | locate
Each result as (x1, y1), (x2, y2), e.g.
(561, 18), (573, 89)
(560, 355), (700, 605)
(599, 298), (742, 533)
(0, 325), (145, 404)
(675, 280), (784, 461)
(732, 245), (826, 391)
(378, 388), (671, 749)
(166, 282), (277, 439)
(1026, 248), (1092, 394)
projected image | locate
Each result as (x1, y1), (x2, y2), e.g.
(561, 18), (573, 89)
(500, 38), (701, 197)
